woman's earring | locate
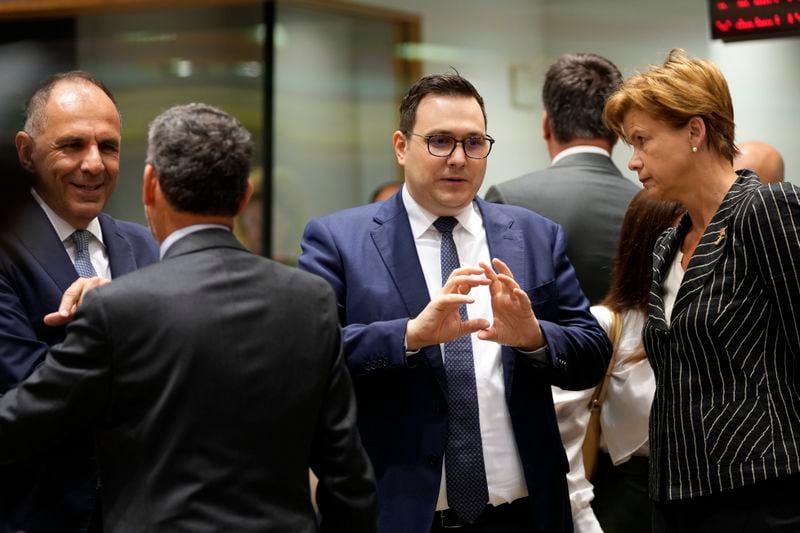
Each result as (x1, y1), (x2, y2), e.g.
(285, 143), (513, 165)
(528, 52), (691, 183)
(691, 146), (698, 153)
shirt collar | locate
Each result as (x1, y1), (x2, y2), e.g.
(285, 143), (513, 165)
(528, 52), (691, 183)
(551, 145), (610, 166)
(159, 223), (230, 259)
(31, 188), (104, 246)
(401, 185), (483, 239)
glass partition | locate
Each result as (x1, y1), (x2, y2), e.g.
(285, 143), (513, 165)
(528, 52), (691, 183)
(0, 0), (419, 261)
(272, 3), (403, 263)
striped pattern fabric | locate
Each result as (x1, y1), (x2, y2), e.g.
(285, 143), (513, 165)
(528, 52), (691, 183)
(643, 172), (800, 501)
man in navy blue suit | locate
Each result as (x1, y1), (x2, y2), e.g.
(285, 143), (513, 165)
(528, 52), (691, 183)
(0, 71), (158, 532)
(299, 72), (611, 532)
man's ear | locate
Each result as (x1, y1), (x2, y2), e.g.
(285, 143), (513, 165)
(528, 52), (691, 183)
(142, 164), (158, 206)
(235, 181), (254, 217)
(15, 131), (35, 173)
(542, 111), (551, 141)
(392, 130), (408, 166)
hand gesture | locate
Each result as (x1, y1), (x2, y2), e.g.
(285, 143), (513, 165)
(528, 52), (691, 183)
(44, 276), (110, 327)
(406, 266), (490, 351)
(477, 258), (543, 350)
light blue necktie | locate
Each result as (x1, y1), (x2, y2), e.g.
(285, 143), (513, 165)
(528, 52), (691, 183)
(71, 230), (98, 278)
(434, 216), (489, 524)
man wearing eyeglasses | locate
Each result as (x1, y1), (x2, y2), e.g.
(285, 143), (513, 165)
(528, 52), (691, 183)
(299, 72), (609, 533)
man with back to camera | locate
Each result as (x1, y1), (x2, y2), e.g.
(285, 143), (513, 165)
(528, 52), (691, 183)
(298, 72), (610, 532)
(0, 71), (159, 532)
(485, 52), (639, 305)
(0, 103), (378, 532)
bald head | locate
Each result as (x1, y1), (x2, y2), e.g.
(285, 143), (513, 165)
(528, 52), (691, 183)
(735, 141), (785, 184)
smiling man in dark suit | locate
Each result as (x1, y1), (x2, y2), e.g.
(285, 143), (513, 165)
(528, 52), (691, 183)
(0, 71), (159, 533)
(299, 72), (609, 532)
(0, 103), (377, 532)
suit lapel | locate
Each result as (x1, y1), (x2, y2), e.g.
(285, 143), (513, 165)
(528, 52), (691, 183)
(477, 198), (524, 400)
(371, 196), (447, 388)
(671, 174), (760, 321)
(370, 197), (431, 318)
(99, 214), (139, 278)
(480, 199), (528, 290)
(13, 196), (77, 292)
(649, 222), (683, 330)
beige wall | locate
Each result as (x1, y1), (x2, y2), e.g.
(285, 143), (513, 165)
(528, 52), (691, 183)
(350, 0), (799, 186)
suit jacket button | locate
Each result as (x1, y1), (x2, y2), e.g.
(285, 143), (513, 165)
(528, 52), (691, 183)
(427, 454), (439, 466)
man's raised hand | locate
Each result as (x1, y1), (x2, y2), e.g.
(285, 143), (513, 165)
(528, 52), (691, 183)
(43, 276), (110, 327)
(477, 258), (543, 350)
(405, 266), (490, 351)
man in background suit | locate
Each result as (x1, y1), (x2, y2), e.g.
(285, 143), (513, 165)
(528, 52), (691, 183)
(0, 103), (377, 531)
(0, 71), (158, 532)
(734, 139), (785, 184)
(299, 72), (610, 532)
(485, 53), (638, 304)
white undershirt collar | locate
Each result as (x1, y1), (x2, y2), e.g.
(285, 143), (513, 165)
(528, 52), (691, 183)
(551, 145), (610, 166)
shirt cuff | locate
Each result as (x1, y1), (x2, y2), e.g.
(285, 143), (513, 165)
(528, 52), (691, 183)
(404, 331), (421, 356)
(516, 343), (549, 364)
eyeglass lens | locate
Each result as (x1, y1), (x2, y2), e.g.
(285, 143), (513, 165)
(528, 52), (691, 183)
(427, 135), (492, 159)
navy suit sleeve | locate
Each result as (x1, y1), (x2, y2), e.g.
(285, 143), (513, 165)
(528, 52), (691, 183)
(0, 264), (53, 391)
(298, 218), (411, 378)
(0, 217), (157, 392)
(0, 290), (111, 462)
(529, 223), (611, 391)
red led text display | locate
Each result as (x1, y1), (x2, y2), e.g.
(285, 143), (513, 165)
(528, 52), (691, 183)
(710, 0), (800, 41)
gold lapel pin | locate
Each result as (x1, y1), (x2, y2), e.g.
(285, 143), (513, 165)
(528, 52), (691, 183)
(713, 227), (727, 245)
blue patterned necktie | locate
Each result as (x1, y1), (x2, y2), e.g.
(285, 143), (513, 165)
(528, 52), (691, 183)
(71, 230), (98, 278)
(433, 216), (489, 524)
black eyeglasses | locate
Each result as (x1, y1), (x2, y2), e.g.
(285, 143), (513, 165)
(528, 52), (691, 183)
(406, 132), (495, 160)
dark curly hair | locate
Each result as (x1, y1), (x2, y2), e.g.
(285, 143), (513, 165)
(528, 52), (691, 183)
(146, 103), (253, 216)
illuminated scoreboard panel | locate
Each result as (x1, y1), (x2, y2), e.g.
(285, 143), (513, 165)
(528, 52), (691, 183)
(710, 0), (800, 41)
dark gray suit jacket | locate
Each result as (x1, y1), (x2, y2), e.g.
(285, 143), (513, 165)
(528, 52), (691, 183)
(0, 228), (377, 532)
(485, 153), (639, 303)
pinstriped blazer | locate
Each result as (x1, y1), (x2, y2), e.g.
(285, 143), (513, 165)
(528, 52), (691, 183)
(643, 171), (800, 501)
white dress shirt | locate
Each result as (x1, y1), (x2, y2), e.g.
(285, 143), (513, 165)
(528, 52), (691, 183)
(662, 250), (684, 327)
(593, 306), (653, 462)
(401, 187), (528, 510)
(552, 305), (655, 533)
(551, 380), (602, 533)
(31, 189), (111, 279)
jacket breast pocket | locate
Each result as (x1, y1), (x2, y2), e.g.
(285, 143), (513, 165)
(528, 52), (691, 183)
(527, 279), (556, 317)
